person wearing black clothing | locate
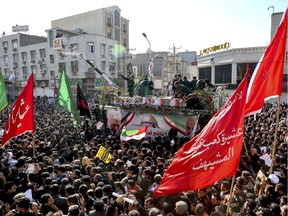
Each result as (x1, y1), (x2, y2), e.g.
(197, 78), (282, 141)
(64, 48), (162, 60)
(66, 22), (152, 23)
(173, 81), (193, 109)
(50, 184), (68, 215)
(204, 79), (216, 92)
(0, 181), (17, 207)
(173, 81), (192, 98)
(182, 76), (191, 89)
(190, 76), (198, 91)
(120, 73), (135, 97)
(40, 193), (59, 216)
(6, 197), (37, 216)
(243, 199), (257, 216)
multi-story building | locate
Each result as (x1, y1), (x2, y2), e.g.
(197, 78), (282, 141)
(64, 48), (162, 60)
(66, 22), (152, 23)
(197, 11), (287, 92)
(0, 6), (129, 98)
(197, 46), (266, 86)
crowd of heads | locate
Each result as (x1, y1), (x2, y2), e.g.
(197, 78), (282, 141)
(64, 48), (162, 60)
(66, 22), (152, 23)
(0, 97), (287, 216)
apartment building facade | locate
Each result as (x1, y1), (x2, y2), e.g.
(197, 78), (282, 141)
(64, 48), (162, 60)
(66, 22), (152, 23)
(0, 6), (129, 98)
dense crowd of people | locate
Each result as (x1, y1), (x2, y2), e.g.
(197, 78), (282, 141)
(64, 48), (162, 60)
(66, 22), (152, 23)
(0, 96), (287, 216)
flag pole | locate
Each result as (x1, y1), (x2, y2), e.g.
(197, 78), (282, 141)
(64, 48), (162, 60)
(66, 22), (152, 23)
(32, 132), (36, 158)
(269, 97), (281, 174)
(226, 175), (236, 216)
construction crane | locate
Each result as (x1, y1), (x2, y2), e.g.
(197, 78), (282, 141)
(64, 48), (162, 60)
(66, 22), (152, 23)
(53, 37), (117, 88)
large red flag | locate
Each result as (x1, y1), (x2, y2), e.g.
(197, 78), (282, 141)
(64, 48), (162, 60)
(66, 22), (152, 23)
(153, 73), (249, 198)
(245, 8), (287, 117)
(1, 74), (34, 146)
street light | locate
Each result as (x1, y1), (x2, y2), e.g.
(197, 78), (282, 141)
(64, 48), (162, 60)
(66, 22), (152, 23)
(142, 32), (155, 80)
(142, 33), (151, 61)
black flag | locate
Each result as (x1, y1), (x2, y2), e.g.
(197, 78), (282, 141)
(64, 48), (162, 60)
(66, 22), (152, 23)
(77, 84), (91, 119)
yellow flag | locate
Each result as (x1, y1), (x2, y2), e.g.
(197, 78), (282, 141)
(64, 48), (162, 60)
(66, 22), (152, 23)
(96, 146), (112, 163)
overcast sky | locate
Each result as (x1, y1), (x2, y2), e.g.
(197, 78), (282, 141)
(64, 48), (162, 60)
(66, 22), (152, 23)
(1, 0), (287, 54)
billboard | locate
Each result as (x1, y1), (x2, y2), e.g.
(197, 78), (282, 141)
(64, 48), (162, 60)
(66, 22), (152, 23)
(106, 109), (200, 139)
(12, 25), (29, 32)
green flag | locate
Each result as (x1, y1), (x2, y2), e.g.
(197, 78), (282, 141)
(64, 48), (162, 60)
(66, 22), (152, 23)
(57, 71), (79, 127)
(0, 73), (8, 111)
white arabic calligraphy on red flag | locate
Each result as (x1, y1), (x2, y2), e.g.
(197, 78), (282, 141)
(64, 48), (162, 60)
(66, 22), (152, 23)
(245, 8), (287, 117)
(153, 73), (249, 199)
(1, 73), (34, 146)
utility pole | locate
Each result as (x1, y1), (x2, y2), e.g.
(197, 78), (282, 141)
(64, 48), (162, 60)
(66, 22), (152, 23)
(169, 44), (181, 76)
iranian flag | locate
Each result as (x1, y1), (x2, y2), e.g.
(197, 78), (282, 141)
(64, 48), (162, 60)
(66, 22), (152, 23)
(120, 126), (148, 141)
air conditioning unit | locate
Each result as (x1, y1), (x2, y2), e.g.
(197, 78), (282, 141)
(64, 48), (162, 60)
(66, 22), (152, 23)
(55, 75), (59, 79)
(13, 61), (18, 65)
(38, 60), (42, 64)
(13, 48), (17, 51)
(41, 69), (47, 75)
(22, 60), (26, 65)
(42, 58), (45, 62)
(40, 82), (46, 87)
(31, 59), (36, 64)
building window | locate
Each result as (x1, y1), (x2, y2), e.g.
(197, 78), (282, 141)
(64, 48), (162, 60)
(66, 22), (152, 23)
(21, 52), (27, 61)
(30, 50), (37, 59)
(109, 46), (113, 56)
(3, 55), (8, 65)
(39, 49), (46, 58)
(101, 44), (106, 57)
(88, 42), (94, 53)
(71, 43), (78, 53)
(59, 62), (66, 73)
(22, 67), (28, 79)
(50, 71), (55, 79)
(215, 64), (232, 84)
(12, 39), (18, 50)
(3, 41), (8, 53)
(109, 62), (116, 73)
(31, 65), (37, 74)
(109, 46), (114, 60)
(123, 38), (127, 47)
(198, 67), (212, 81)
(115, 28), (120, 42)
(123, 23), (127, 33)
(114, 10), (120, 27)
(4, 69), (9, 78)
(71, 61), (78, 74)
(107, 17), (112, 27)
(50, 55), (55, 64)
(13, 53), (19, 62)
(101, 61), (106, 71)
